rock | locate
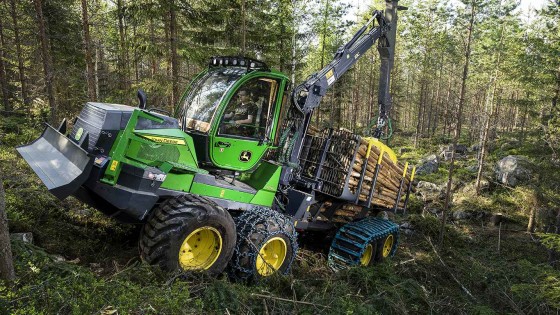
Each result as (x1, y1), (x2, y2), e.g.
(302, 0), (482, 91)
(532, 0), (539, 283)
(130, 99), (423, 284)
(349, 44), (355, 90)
(453, 210), (471, 220)
(453, 179), (490, 204)
(10, 232), (34, 244)
(52, 255), (66, 262)
(463, 180), (490, 194)
(73, 208), (92, 217)
(425, 207), (442, 216)
(440, 150), (453, 161)
(452, 210), (490, 221)
(490, 213), (504, 226)
(400, 222), (412, 229)
(466, 164), (479, 173)
(415, 181), (445, 202)
(400, 222), (414, 235)
(495, 155), (534, 187)
(441, 144), (468, 154)
(455, 144), (468, 154)
(399, 147), (412, 154)
(500, 139), (520, 151)
(470, 144), (480, 152)
(439, 144), (468, 161)
(417, 154), (439, 175)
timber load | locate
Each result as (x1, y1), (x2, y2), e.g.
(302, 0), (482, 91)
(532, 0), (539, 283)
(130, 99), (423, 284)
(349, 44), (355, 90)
(299, 128), (416, 211)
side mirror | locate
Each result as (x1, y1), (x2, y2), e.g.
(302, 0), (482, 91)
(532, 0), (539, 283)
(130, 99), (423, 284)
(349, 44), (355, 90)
(137, 89), (147, 109)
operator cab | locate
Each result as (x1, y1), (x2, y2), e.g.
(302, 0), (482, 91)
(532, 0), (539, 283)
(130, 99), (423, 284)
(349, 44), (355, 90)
(179, 57), (288, 172)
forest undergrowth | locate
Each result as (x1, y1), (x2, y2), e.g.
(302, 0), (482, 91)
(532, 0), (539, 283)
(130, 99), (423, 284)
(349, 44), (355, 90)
(1, 116), (559, 314)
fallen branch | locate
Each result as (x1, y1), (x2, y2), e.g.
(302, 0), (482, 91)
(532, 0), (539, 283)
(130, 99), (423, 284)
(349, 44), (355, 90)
(251, 293), (330, 309)
(426, 237), (476, 301)
(398, 258), (416, 265)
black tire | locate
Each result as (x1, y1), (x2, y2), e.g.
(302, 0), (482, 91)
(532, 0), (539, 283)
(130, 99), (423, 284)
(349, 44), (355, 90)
(139, 194), (236, 275)
(374, 232), (397, 263)
(228, 207), (298, 281)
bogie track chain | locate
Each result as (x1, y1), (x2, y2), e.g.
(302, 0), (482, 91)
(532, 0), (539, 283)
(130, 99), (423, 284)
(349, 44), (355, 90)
(328, 217), (399, 271)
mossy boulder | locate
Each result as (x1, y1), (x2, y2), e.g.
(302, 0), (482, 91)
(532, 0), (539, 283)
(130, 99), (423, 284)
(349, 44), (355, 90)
(495, 155), (534, 187)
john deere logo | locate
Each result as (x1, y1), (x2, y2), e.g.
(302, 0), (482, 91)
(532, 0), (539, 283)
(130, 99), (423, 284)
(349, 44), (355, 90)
(239, 151), (252, 162)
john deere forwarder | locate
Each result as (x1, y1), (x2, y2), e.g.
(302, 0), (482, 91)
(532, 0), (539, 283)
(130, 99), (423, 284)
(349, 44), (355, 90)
(18, 1), (414, 280)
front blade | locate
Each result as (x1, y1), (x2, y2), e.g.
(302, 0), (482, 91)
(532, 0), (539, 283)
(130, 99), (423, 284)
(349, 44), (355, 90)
(16, 124), (93, 200)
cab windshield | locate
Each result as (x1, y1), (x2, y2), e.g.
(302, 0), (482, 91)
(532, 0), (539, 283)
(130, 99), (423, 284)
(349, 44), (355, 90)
(180, 68), (245, 133)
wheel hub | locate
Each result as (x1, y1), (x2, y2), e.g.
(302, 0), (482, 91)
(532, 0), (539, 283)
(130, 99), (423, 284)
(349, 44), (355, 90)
(179, 227), (222, 270)
(360, 243), (374, 266)
(256, 237), (287, 276)
(382, 234), (394, 258)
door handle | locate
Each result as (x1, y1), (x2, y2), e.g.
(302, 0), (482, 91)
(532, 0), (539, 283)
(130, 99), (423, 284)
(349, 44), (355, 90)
(216, 141), (231, 148)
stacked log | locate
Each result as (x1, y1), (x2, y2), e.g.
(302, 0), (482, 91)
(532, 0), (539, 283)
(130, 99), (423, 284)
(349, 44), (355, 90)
(348, 139), (412, 209)
(302, 128), (415, 211)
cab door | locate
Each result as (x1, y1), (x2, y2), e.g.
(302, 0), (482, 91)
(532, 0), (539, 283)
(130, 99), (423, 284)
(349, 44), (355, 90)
(210, 76), (283, 171)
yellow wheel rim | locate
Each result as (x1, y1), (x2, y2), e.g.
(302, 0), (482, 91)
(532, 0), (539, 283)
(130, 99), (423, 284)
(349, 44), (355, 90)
(255, 237), (287, 277)
(178, 227), (222, 270)
(382, 234), (394, 258)
(360, 243), (374, 266)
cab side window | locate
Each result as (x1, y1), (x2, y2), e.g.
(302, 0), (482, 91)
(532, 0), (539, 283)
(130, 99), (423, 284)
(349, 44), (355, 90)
(218, 78), (279, 139)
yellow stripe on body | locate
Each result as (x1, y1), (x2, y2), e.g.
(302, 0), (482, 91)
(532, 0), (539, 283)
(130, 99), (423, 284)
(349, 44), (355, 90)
(142, 135), (186, 145)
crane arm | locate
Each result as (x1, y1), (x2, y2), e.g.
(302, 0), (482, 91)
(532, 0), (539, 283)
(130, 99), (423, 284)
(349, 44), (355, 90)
(292, 10), (389, 114)
(280, 0), (403, 186)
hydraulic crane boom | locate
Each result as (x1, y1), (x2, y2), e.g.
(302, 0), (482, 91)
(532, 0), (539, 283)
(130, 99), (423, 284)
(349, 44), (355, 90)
(282, 0), (404, 185)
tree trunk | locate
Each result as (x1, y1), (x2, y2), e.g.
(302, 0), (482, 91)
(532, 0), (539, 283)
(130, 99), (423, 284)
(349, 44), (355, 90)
(241, 0), (246, 55)
(290, 0), (297, 89)
(414, 80), (425, 148)
(432, 55), (444, 136)
(169, 0), (179, 110)
(117, 0), (128, 92)
(521, 91), (529, 141)
(553, 66), (559, 110)
(34, 0), (57, 123)
(476, 23), (504, 194)
(81, 0), (96, 100)
(150, 15), (157, 78)
(439, 1), (475, 247)
(527, 206), (537, 233)
(0, 7), (10, 112)
(0, 175), (15, 281)
(10, 0), (28, 108)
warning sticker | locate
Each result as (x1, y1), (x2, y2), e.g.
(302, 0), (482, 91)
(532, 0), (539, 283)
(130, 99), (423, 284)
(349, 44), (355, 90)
(326, 69), (336, 86)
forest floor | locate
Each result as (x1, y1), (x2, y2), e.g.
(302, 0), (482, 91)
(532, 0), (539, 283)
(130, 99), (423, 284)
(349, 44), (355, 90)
(1, 115), (559, 314)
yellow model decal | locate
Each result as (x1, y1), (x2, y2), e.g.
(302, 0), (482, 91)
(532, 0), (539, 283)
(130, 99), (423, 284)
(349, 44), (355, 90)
(110, 160), (119, 171)
(326, 69), (336, 85)
(142, 135), (186, 145)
